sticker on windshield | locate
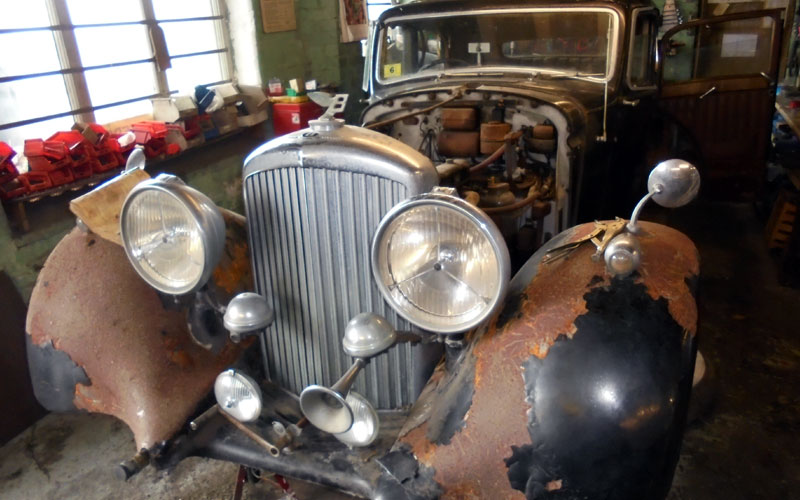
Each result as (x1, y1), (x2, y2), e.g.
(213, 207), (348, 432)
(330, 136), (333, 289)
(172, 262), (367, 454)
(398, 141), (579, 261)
(468, 43), (490, 54)
(383, 63), (402, 78)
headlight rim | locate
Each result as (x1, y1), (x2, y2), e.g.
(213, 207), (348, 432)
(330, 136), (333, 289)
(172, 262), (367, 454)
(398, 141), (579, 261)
(371, 191), (511, 334)
(120, 174), (225, 296)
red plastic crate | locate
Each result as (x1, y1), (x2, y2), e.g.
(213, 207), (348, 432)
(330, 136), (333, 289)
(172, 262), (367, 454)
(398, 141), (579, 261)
(182, 116), (202, 139)
(28, 155), (72, 172)
(24, 139), (68, 160)
(47, 167), (75, 186)
(0, 142), (16, 164)
(0, 161), (19, 184)
(93, 149), (120, 172)
(20, 171), (52, 192)
(131, 121), (168, 144)
(0, 177), (27, 200)
(70, 159), (96, 179)
(48, 131), (96, 163)
(142, 138), (167, 158)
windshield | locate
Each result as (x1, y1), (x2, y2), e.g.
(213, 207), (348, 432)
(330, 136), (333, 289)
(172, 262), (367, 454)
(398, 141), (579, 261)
(377, 8), (619, 84)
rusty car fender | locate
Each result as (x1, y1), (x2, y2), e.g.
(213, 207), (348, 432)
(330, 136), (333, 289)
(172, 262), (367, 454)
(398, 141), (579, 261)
(26, 211), (253, 452)
(392, 221), (699, 499)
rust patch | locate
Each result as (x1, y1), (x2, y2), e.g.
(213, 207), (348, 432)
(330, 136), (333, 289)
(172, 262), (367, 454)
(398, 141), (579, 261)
(210, 209), (253, 299)
(399, 221), (699, 497)
(26, 227), (246, 451)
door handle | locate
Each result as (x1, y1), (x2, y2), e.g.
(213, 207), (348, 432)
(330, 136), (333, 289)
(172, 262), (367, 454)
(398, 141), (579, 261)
(698, 86), (717, 100)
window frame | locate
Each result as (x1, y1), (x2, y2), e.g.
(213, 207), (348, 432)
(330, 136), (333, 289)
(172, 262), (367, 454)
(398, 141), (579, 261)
(626, 7), (660, 91)
(0, 0), (234, 134)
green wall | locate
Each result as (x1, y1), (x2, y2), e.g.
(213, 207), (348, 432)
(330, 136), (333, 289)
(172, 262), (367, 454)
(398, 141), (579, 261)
(1, 0), (367, 302)
(252, 0), (367, 122)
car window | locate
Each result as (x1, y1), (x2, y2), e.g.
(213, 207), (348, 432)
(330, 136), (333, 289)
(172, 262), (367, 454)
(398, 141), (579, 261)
(627, 8), (658, 88)
(662, 15), (776, 84)
(377, 8), (619, 84)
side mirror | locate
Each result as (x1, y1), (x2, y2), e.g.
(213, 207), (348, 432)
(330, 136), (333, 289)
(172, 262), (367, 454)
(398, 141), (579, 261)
(627, 159), (700, 232)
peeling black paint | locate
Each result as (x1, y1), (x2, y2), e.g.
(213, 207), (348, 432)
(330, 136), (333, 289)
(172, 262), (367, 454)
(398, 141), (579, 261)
(375, 446), (442, 500)
(425, 351), (476, 445)
(497, 292), (527, 330)
(587, 275), (604, 287)
(26, 336), (90, 413)
(505, 278), (694, 499)
(684, 274), (699, 297)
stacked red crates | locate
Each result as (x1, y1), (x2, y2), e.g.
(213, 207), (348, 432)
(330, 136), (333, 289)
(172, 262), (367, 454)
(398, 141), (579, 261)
(0, 142), (26, 200)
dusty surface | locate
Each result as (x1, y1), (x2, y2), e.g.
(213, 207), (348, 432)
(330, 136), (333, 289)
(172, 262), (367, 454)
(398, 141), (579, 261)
(1, 201), (799, 499)
(0, 412), (353, 499)
(664, 201), (800, 500)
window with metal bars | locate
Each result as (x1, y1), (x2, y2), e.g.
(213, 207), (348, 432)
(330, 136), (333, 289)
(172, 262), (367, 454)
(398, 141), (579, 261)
(0, 0), (234, 153)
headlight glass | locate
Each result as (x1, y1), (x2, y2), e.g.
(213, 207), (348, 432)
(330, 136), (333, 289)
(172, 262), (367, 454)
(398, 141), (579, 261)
(214, 369), (262, 422)
(121, 175), (224, 295)
(372, 193), (510, 333)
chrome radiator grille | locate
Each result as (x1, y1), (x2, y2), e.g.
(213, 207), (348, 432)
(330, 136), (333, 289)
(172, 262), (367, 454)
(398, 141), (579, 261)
(245, 167), (421, 408)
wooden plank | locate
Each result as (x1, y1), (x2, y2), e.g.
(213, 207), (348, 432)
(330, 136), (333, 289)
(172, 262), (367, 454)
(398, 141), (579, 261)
(69, 168), (151, 246)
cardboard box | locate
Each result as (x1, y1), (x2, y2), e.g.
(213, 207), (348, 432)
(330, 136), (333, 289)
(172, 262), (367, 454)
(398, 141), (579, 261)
(151, 95), (198, 123)
(210, 83), (242, 105)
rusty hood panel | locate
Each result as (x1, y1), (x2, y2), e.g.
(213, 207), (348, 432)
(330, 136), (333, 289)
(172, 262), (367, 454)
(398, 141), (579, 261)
(26, 227), (245, 451)
(397, 221), (700, 499)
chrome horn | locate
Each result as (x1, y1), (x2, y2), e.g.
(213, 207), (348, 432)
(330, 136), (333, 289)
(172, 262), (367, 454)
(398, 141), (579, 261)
(299, 313), (396, 439)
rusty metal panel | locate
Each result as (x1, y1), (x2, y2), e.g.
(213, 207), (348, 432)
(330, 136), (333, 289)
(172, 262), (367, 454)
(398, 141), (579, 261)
(398, 221), (699, 498)
(26, 228), (247, 451)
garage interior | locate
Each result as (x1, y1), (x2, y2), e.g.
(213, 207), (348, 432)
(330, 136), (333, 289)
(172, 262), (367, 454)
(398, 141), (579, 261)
(1, 0), (800, 499)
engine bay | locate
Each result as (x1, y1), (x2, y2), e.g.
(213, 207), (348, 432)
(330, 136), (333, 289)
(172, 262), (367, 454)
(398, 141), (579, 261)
(362, 88), (573, 266)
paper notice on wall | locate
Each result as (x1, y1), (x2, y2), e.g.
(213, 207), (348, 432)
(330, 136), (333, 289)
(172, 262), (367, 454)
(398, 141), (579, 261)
(721, 33), (758, 58)
(260, 0), (296, 33)
(339, 0), (368, 43)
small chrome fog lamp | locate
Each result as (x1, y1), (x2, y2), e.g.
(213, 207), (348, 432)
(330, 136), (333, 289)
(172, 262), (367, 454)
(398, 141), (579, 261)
(604, 233), (641, 276)
(223, 292), (274, 342)
(372, 191), (510, 333)
(333, 391), (379, 447)
(214, 369), (262, 422)
(120, 174), (225, 295)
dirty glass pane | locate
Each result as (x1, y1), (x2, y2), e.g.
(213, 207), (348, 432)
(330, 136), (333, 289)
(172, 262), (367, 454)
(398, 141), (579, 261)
(94, 100), (152, 126)
(161, 20), (219, 56)
(0, 31), (62, 77)
(84, 63), (157, 106)
(0, 0), (51, 29)
(0, 76), (71, 125)
(152, 0), (213, 20)
(628, 10), (658, 88)
(74, 25), (152, 66)
(166, 53), (223, 94)
(662, 16), (776, 84)
(66, 0), (143, 24)
(378, 9), (617, 83)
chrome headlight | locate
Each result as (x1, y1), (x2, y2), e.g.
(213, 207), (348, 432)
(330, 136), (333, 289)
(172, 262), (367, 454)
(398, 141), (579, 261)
(214, 369), (262, 422)
(371, 191), (510, 334)
(120, 174), (225, 295)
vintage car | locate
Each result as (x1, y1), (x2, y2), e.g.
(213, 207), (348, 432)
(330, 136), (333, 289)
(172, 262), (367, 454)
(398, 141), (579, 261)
(360, 0), (782, 265)
(24, 0), (777, 498)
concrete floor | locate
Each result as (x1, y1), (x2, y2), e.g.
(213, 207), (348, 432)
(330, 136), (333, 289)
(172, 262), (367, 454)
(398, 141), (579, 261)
(1, 201), (799, 499)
